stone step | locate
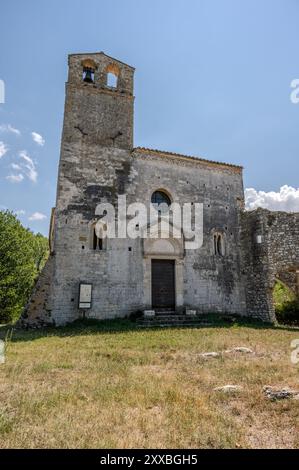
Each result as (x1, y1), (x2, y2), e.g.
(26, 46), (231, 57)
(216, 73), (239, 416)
(142, 315), (196, 321)
(139, 313), (201, 319)
(137, 315), (212, 328)
(155, 311), (176, 315)
(137, 321), (212, 328)
(138, 317), (201, 323)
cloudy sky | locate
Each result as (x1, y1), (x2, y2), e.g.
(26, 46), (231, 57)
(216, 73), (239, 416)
(0, 0), (298, 235)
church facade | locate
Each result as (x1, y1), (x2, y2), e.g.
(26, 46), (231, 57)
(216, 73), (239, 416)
(21, 52), (299, 327)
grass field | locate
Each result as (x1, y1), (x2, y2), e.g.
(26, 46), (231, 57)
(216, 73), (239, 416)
(0, 319), (299, 449)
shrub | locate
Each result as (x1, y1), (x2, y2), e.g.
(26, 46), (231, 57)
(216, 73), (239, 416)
(275, 299), (299, 326)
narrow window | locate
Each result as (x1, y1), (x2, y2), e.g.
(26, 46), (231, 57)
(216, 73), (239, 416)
(107, 72), (118, 88)
(214, 233), (224, 256)
(93, 227), (103, 251)
(213, 234), (217, 255)
(93, 228), (97, 250)
(217, 235), (223, 256)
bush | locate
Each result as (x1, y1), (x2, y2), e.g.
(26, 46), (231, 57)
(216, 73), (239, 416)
(275, 300), (299, 326)
(128, 310), (143, 322)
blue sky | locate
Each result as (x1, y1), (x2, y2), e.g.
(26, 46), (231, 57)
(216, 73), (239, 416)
(0, 0), (298, 235)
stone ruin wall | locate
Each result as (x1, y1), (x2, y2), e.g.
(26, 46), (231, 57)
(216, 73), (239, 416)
(241, 208), (299, 323)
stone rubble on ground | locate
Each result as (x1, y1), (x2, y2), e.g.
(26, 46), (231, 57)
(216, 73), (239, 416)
(213, 385), (243, 393)
(225, 347), (254, 354)
(200, 346), (254, 358)
(199, 352), (221, 359)
(263, 386), (299, 401)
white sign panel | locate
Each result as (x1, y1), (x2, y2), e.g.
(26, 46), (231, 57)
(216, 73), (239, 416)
(79, 283), (92, 309)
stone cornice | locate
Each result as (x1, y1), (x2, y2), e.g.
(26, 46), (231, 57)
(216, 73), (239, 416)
(66, 82), (134, 100)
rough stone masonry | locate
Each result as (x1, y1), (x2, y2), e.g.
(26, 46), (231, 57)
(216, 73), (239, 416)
(21, 52), (299, 327)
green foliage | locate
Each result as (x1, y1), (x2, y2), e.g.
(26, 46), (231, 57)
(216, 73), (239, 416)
(33, 232), (49, 272)
(0, 211), (49, 324)
(273, 280), (295, 307)
(273, 280), (299, 325)
(275, 300), (299, 325)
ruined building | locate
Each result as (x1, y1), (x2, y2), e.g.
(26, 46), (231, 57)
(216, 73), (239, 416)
(22, 52), (299, 327)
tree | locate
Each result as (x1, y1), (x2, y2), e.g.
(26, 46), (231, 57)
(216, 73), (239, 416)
(33, 232), (49, 272)
(0, 211), (48, 323)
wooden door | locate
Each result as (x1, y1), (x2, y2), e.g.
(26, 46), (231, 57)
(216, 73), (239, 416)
(151, 259), (175, 309)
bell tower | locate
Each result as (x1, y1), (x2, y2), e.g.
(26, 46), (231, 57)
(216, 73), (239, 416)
(62, 52), (135, 150)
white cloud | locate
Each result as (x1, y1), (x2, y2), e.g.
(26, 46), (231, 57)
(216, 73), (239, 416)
(0, 124), (21, 136)
(0, 141), (8, 158)
(19, 150), (38, 182)
(31, 131), (45, 146)
(7, 151), (38, 183)
(11, 163), (21, 170)
(6, 173), (24, 183)
(28, 211), (47, 221)
(245, 185), (299, 212)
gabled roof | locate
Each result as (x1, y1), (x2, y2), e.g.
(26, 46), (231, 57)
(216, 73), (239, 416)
(68, 51), (135, 70)
(133, 147), (243, 171)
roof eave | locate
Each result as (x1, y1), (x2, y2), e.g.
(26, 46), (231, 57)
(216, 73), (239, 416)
(133, 147), (243, 171)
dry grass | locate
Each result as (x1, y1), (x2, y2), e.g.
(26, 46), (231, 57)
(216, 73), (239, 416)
(0, 319), (299, 449)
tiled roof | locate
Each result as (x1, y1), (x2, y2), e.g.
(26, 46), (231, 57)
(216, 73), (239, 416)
(133, 147), (243, 170)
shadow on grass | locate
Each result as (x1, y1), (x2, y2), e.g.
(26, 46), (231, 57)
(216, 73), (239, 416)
(1, 314), (299, 343)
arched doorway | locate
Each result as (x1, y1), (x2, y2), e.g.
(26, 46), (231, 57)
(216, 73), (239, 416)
(273, 269), (299, 325)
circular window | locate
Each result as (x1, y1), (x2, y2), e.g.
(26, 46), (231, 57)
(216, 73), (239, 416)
(151, 190), (171, 213)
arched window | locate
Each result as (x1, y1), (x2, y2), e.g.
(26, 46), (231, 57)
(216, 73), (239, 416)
(213, 233), (225, 256)
(83, 67), (95, 83)
(151, 190), (171, 214)
(91, 225), (103, 251)
(105, 63), (119, 89)
(93, 228), (103, 250)
(107, 72), (118, 88)
(151, 190), (171, 206)
(81, 59), (97, 84)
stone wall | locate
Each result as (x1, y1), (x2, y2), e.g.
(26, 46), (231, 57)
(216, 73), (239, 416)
(19, 255), (55, 327)
(241, 208), (299, 322)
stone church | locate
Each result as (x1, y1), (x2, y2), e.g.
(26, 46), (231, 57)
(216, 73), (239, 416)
(22, 52), (299, 327)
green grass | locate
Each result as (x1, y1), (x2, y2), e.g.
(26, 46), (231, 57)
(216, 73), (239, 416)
(0, 319), (299, 449)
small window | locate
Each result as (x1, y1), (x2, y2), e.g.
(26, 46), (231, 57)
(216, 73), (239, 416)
(107, 72), (118, 88)
(214, 233), (224, 256)
(83, 67), (95, 83)
(93, 227), (103, 251)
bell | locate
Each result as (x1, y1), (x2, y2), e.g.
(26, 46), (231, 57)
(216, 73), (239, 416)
(83, 68), (94, 83)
